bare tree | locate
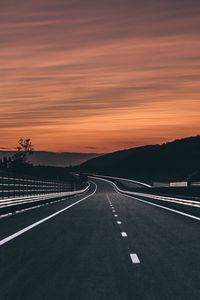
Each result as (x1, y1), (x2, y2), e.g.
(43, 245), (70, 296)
(10, 138), (34, 169)
(16, 138), (34, 156)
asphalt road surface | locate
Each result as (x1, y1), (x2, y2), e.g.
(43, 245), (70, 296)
(0, 178), (200, 300)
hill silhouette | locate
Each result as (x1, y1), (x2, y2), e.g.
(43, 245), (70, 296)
(77, 135), (200, 183)
(0, 151), (101, 167)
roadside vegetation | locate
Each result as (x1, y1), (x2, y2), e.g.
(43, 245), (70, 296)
(0, 138), (85, 183)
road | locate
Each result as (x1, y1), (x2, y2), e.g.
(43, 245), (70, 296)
(0, 178), (200, 299)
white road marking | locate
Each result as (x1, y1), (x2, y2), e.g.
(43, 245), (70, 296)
(0, 183), (97, 247)
(130, 253), (140, 264)
(121, 232), (127, 237)
(112, 210), (116, 212)
(131, 191), (200, 208)
(93, 177), (200, 222)
(117, 221), (122, 224)
(126, 195), (200, 221)
(114, 214), (118, 217)
(92, 175), (151, 188)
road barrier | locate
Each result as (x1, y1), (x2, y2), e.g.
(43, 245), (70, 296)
(0, 170), (89, 216)
(153, 182), (170, 187)
(89, 174), (151, 188)
(170, 181), (188, 187)
(153, 181), (200, 188)
(91, 176), (200, 220)
(191, 182), (200, 187)
(0, 170), (81, 199)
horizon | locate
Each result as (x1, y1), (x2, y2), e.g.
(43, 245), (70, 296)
(1, 0), (200, 152)
(0, 134), (199, 154)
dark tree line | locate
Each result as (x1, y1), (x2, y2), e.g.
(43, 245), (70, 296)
(0, 138), (34, 172)
(0, 138), (87, 184)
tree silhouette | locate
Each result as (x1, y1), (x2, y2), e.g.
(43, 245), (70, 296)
(10, 138), (34, 170)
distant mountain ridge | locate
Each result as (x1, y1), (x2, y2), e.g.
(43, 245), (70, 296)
(77, 135), (200, 182)
(0, 151), (102, 167)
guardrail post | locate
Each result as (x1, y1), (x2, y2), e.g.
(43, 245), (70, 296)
(14, 174), (16, 198)
(1, 174), (4, 199)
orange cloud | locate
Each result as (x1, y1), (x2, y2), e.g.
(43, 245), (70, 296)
(0, 0), (200, 152)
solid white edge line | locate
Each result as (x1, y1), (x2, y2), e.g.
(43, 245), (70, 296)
(90, 177), (200, 222)
(130, 253), (140, 264)
(0, 183), (97, 247)
(124, 195), (200, 222)
(93, 174), (151, 188)
(130, 192), (200, 208)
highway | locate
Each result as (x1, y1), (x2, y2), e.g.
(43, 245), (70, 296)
(0, 178), (200, 300)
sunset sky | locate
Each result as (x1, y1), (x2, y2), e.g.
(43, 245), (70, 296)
(0, 0), (200, 153)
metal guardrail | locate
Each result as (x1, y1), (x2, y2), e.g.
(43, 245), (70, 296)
(0, 170), (77, 199)
(90, 174), (151, 188)
(0, 186), (89, 210)
(130, 191), (200, 208)
(191, 182), (200, 186)
(0, 170), (89, 216)
(92, 176), (200, 219)
(153, 181), (200, 188)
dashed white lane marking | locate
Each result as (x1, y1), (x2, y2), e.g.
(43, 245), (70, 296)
(130, 253), (140, 264)
(96, 181), (141, 266)
(112, 210), (116, 212)
(121, 232), (127, 237)
(0, 184), (97, 247)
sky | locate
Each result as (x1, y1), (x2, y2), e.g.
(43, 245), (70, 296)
(0, 0), (200, 153)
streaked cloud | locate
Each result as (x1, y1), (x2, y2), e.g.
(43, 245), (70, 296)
(0, 0), (200, 152)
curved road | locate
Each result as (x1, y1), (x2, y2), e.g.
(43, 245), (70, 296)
(0, 178), (200, 299)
